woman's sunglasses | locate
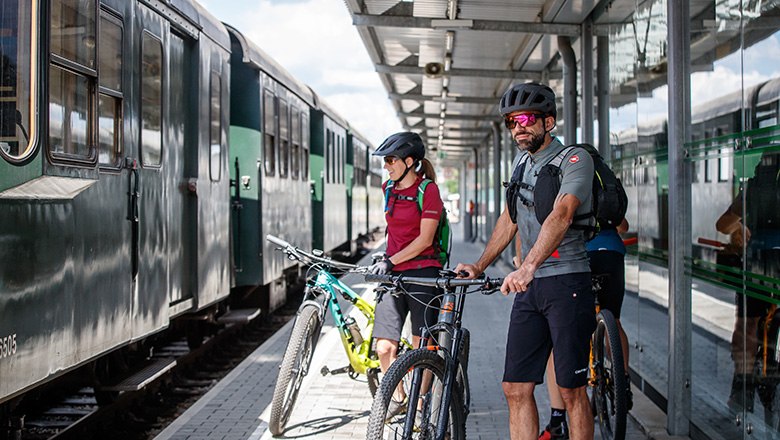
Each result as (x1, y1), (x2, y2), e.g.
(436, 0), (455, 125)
(383, 156), (402, 165)
(504, 113), (540, 129)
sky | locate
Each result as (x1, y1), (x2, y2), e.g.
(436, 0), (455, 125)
(198, 0), (403, 147)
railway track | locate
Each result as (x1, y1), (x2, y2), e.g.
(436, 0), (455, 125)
(15, 303), (299, 440)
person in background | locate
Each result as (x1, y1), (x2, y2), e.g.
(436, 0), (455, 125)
(539, 219), (631, 440)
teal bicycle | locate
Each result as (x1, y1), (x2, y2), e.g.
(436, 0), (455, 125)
(265, 235), (410, 436)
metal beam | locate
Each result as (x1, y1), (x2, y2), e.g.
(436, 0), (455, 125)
(353, 13), (581, 37)
(666, 0), (692, 435)
(400, 110), (500, 121)
(376, 64), (542, 80)
(389, 92), (498, 105)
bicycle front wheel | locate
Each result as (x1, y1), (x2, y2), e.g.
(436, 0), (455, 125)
(366, 349), (466, 440)
(268, 304), (321, 436)
(591, 309), (627, 440)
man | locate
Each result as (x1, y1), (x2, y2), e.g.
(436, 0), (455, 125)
(455, 82), (595, 440)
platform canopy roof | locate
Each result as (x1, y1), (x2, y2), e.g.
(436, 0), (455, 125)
(342, 0), (772, 162)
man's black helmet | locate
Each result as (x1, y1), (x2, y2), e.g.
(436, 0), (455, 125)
(373, 131), (425, 160)
(499, 82), (557, 118)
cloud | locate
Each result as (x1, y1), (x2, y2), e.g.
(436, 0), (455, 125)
(198, 0), (400, 145)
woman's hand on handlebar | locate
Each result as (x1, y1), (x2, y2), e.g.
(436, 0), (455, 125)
(454, 263), (480, 279)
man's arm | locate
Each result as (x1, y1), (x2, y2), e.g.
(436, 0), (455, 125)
(455, 204), (517, 277)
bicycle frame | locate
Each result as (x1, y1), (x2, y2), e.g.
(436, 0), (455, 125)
(305, 268), (380, 375)
(364, 273), (501, 440)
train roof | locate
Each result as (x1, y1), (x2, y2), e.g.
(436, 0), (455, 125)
(691, 82), (765, 124)
(307, 87), (351, 129)
(224, 24), (315, 107)
(170, 0), (230, 51)
(757, 76), (780, 107)
(348, 126), (373, 148)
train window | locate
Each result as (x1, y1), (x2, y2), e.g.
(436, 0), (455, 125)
(718, 148), (730, 182)
(279, 99), (289, 178)
(326, 128), (332, 183)
(140, 32), (162, 167)
(704, 159), (712, 182)
(0, 0), (37, 162)
(49, 0), (99, 164)
(209, 71), (221, 181)
(756, 103), (777, 129)
(291, 109), (300, 179)
(97, 12), (123, 167)
(51, 0), (97, 70)
(49, 66), (92, 158)
(263, 89), (276, 176)
(302, 114), (309, 180)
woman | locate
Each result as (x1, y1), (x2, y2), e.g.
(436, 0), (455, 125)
(368, 131), (443, 418)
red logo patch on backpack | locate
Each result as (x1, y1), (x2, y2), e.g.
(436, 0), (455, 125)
(569, 155), (580, 164)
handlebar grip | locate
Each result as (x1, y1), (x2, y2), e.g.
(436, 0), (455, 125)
(365, 273), (394, 283)
(266, 234), (290, 248)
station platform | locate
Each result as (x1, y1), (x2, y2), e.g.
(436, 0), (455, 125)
(155, 225), (686, 440)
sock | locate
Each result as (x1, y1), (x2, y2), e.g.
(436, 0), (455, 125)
(550, 407), (567, 430)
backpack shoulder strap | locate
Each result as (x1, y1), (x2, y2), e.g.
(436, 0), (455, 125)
(548, 146), (577, 169)
(417, 179), (431, 212)
(384, 180), (395, 212)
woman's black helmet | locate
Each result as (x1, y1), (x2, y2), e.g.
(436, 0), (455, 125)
(373, 131), (425, 160)
(499, 82), (557, 118)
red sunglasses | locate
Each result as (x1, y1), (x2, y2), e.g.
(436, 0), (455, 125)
(504, 113), (541, 129)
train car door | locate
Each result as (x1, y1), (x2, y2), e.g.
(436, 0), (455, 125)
(168, 30), (195, 313)
(133, 6), (171, 336)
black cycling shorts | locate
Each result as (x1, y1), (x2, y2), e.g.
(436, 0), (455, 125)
(588, 250), (626, 319)
(373, 266), (441, 340)
(503, 272), (595, 389)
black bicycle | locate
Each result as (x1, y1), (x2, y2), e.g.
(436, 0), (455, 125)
(364, 271), (502, 440)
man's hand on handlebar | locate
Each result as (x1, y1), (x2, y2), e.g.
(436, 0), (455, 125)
(454, 263), (481, 279)
(501, 264), (535, 295)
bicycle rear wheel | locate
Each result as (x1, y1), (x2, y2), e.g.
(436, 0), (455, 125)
(268, 304), (321, 436)
(366, 348), (465, 440)
(591, 309), (627, 440)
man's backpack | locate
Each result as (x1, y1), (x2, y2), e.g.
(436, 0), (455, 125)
(384, 179), (452, 266)
(576, 143), (629, 231)
(504, 143), (627, 239)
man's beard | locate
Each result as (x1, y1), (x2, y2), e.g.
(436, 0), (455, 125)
(516, 130), (546, 153)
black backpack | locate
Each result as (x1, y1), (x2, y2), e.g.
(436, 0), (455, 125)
(745, 155), (780, 230)
(504, 143), (627, 239)
(575, 143), (628, 231)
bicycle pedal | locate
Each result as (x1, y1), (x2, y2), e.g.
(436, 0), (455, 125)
(320, 366), (330, 376)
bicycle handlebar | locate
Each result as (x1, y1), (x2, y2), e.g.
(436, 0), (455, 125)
(265, 234), (359, 270)
(365, 273), (503, 291)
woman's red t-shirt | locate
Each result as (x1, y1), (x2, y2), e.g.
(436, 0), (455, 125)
(383, 176), (444, 272)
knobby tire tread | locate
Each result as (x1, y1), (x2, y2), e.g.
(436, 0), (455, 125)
(268, 305), (321, 436)
(593, 309), (627, 440)
(366, 348), (466, 440)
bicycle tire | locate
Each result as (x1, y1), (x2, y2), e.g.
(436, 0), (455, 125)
(366, 348), (466, 440)
(458, 329), (471, 414)
(268, 304), (321, 436)
(591, 309), (627, 440)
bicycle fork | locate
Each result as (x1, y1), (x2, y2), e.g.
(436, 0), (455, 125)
(404, 292), (465, 440)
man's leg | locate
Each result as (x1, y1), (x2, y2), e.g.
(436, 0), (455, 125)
(558, 385), (593, 440)
(503, 381), (538, 440)
(542, 354), (569, 439)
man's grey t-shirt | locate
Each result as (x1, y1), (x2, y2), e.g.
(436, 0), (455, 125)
(512, 138), (594, 278)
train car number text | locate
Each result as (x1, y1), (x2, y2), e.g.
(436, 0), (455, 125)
(0, 334), (17, 359)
